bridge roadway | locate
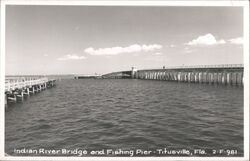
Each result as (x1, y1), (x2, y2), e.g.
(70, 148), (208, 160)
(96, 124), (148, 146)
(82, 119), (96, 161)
(102, 64), (244, 86)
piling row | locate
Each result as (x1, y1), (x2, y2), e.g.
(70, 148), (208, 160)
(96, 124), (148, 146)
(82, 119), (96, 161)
(5, 78), (56, 106)
(135, 70), (243, 85)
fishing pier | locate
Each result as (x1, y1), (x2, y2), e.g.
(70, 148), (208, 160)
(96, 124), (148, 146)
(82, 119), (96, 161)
(102, 64), (244, 86)
(5, 77), (56, 106)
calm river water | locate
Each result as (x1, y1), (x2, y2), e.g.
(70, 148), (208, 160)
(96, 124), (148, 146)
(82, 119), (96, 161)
(5, 79), (244, 157)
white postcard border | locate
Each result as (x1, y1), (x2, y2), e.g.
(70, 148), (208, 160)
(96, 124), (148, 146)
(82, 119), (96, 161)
(0, 0), (249, 161)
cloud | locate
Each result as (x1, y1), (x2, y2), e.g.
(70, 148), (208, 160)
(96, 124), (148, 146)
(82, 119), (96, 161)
(144, 56), (166, 62)
(153, 52), (163, 55)
(170, 44), (176, 48)
(184, 47), (194, 53)
(57, 54), (86, 61)
(229, 37), (243, 44)
(43, 54), (49, 57)
(185, 33), (226, 46)
(84, 44), (162, 56)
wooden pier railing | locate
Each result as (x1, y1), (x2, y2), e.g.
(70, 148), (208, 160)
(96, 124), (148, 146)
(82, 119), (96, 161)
(5, 77), (56, 106)
(5, 78), (49, 92)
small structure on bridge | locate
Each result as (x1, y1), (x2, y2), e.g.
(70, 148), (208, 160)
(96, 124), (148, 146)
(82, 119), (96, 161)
(131, 67), (137, 79)
(5, 77), (56, 107)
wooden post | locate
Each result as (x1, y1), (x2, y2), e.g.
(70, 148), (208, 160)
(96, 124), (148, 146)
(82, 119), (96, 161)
(190, 73), (193, 82)
(198, 72), (202, 83)
(16, 89), (24, 102)
(177, 72), (181, 82)
(192, 73), (195, 82)
(183, 73), (186, 82)
(194, 73), (197, 83)
(218, 73), (222, 84)
(182, 72), (185, 82)
(232, 73), (237, 85)
(221, 73), (225, 85)
(8, 92), (17, 103)
(165, 72), (168, 81)
(37, 85), (40, 91)
(224, 73), (227, 85)
(226, 73), (231, 85)
(213, 73), (217, 84)
(34, 86), (38, 93)
(170, 73), (173, 81)
(206, 72), (209, 83)
(200, 73), (203, 83)
(188, 73), (190, 82)
(30, 86), (35, 94)
(205, 72), (209, 83)
(236, 72), (242, 85)
(174, 72), (178, 81)
(209, 73), (213, 84)
(23, 87), (30, 96)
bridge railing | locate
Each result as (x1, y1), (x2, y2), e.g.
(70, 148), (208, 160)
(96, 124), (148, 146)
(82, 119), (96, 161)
(175, 64), (243, 69)
(140, 64), (243, 71)
(5, 77), (49, 91)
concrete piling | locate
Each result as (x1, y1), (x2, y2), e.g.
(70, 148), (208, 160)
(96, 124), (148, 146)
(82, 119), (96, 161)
(232, 73), (237, 85)
(139, 68), (244, 86)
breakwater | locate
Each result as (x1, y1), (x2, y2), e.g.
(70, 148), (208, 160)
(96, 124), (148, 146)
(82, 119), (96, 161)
(5, 77), (56, 106)
(102, 64), (244, 86)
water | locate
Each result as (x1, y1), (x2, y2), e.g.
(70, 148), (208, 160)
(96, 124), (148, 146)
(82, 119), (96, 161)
(5, 79), (244, 157)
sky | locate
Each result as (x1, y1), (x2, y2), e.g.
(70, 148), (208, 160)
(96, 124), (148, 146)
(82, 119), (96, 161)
(5, 5), (243, 75)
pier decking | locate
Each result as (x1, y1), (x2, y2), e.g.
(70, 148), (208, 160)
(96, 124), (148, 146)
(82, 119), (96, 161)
(5, 77), (56, 106)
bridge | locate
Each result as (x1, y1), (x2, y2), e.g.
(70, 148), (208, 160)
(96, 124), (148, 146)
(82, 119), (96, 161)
(102, 70), (132, 79)
(5, 77), (56, 106)
(74, 74), (102, 79)
(102, 64), (244, 86)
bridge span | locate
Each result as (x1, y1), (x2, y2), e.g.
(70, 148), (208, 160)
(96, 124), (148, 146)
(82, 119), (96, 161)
(102, 64), (244, 86)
